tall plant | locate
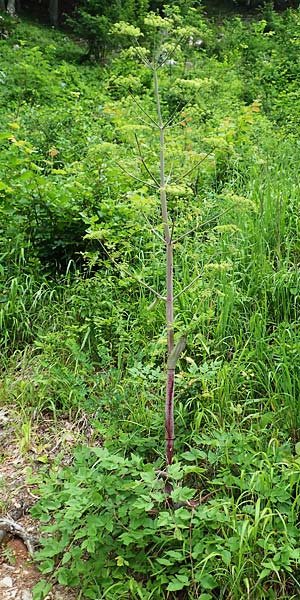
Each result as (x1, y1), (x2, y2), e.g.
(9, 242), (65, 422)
(111, 14), (212, 477)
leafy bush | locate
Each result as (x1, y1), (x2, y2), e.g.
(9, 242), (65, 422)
(0, 10), (17, 38)
(67, 0), (149, 60)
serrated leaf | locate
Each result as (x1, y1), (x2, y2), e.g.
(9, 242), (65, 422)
(32, 580), (52, 600)
(167, 463), (184, 480)
(61, 551), (72, 565)
(132, 495), (154, 511)
(40, 558), (55, 573)
(57, 568), (71, 585)
(167, 574), (189, 591)
(171, 486), (195, 503)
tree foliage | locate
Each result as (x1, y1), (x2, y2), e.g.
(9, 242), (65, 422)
(67, 0), (149, 59)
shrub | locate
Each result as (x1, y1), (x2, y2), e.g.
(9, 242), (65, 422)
(67, 0), (149, 60)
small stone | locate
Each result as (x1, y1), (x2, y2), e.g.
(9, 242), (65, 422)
(21, 591), (33, 600)
(0, 576), (13, 588)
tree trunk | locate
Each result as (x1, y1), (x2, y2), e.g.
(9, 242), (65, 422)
(0, 0), (5, 11)
(49, 0), (58, 26)
(6, 0), (16, 15)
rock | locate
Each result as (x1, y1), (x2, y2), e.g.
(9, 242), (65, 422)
(0, 576), (13, 587)
(21, 590), (33, 600)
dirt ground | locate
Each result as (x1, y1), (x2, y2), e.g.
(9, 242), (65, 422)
(0, 407), (97, 600)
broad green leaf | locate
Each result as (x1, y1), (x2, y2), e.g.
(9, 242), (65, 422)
(32, 580), (52, 600)
(167, 574), (189, 592)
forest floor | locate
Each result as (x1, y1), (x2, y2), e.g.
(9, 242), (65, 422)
(0, 408), (97, 600)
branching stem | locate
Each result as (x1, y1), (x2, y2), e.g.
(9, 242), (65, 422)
(174, 270), (203, 300)
(134, 133), (159, 186)
(99, 240), (165, 300)
(142, 213), (166, 244)
(117, 161), (156, 189)
(173, 206), (233, 244)
(173, 148), (215, 184)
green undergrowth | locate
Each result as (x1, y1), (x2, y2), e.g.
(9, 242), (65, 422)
(1, 6), (300, 599)
(30, 438), (300, 600)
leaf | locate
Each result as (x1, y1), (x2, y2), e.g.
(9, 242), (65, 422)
(0, 180), (13, 193)
(84, 589), (98, 599)
(35, 455), (49, 464)
(119, 532), (140, 545)
(295, 442), (300, 456)
(61, 551), (72, 565)
(167, 335), (187, 369)
(181, 449), (207, 461)
(57, 568), (71, 585)
(258, 568), (272, 580)
(196, 573), (217, 590)
(171, 486), (195, 503)
(32, 580), (52, 600)
(167, 463), (184, 481)
(40, 558), (55, 573)
(166, 550), (184, 560)
(156, 557), (173, 566)
(167, 574), (189, 591)
(221, 549), (231, 566)
(132, 496), (154, 511)
(184, 465), (206, 475)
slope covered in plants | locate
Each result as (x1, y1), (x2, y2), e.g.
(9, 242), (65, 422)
(1, 5), (300, 599)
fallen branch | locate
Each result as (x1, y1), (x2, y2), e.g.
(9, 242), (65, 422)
(0, 517), (38, 555)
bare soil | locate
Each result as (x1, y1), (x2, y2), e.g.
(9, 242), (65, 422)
(0, 407), (98, 600)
